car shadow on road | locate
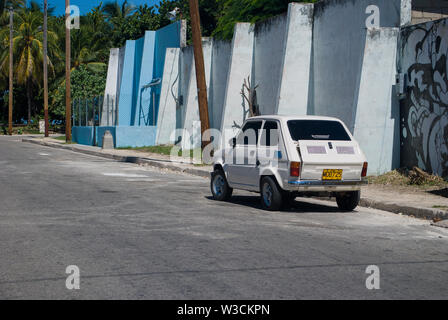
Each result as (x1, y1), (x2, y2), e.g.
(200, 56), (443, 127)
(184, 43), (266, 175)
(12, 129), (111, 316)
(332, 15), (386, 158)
(205, 195), (341, 213)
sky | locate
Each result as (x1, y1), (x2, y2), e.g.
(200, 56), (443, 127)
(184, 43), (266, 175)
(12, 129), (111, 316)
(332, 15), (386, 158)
(44, 0), (162, 16)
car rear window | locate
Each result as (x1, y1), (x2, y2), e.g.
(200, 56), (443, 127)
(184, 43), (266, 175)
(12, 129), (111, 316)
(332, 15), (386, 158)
(287, 120), (351, 141)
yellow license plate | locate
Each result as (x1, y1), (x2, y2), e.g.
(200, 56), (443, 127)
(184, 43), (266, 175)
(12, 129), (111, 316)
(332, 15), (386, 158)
(322, 169), (343, 180)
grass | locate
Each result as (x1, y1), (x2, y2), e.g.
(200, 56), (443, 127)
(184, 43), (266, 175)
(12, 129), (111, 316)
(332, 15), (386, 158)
(52, 136), (76, 144)
(0, 125), (40, 135)
(368, 168), (448, 188)
(117, 145), (208, 164)
(433, 205), (448, 209)
(53, 136), (68, 141)
(118, 145), (177, 156)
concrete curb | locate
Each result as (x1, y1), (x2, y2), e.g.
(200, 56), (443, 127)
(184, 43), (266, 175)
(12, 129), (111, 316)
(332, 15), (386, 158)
(21, 138), (211, 178)
(22, 138), (447, 221)
(359, 198), (448, 221)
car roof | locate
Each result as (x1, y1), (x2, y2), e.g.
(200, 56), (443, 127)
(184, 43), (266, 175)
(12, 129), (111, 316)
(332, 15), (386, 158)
(246, 115), (343, 122)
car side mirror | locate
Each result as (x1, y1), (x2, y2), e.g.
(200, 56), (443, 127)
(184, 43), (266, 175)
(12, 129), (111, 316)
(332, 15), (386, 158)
(229, 137), (236, 148)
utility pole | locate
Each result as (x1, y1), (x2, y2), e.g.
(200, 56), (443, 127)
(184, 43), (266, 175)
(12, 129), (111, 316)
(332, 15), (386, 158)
(8, 6), (13, 136)
(65, 0), (71, 142)
(188, 0), (210, 150)
(43, 0), (49, 137)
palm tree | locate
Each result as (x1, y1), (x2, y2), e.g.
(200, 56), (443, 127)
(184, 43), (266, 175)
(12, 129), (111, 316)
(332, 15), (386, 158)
(0, 7), (58, 123)
(102, 0), (135, 21)
(0, 0), (25, 14)
(102, 0), (135, 47)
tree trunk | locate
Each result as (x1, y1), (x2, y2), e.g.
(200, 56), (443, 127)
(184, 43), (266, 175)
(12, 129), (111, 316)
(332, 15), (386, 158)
(27, 79), (32, 125)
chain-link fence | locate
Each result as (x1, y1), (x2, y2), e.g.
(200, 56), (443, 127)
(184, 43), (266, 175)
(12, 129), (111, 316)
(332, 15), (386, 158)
(72, 95), (118, 127)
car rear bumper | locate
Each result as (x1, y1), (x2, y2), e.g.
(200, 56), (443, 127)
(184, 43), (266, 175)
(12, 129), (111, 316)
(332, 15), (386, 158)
(285, 179), (367, 192)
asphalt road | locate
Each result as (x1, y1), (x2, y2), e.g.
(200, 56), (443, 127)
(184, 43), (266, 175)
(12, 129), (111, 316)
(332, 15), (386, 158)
(0, 135), (447, 300)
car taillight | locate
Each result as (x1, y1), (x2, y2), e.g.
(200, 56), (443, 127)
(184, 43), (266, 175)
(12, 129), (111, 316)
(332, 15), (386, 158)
(361, 162), (368, 177)
(290, 162), (301, 177)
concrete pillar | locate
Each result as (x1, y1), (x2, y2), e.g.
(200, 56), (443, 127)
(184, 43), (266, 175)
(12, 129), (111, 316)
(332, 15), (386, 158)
(210, 40), (232, 130)
(353, 28), (400, 175)
(220, 23), (255, 140)
(276, 3), (314, 116)
(156, 48), (180, 145)
(101, 48), (121, 126)
(134, 31), (156, 126)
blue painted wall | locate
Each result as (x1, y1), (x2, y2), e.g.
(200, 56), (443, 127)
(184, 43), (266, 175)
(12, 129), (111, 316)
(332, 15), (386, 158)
(115, 126), (157, 148)
(118, 21), (181, 128)
(135, 31), (156, 126)
(74, 22), (181, 148)
(72, 126), (95, 146)
(118, 40), (138, 127)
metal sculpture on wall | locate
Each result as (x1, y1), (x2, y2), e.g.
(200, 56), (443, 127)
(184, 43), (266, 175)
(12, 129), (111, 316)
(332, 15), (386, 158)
(400, 20), (448, 177)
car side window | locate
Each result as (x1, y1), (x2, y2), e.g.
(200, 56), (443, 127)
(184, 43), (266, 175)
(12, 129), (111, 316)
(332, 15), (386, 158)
(236, 121), (262, 146)
(260, 121), (279, 147)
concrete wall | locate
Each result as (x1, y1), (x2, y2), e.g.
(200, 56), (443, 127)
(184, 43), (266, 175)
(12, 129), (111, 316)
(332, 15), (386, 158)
(253, 14), (288, 115)
(276, 3), (313, 116)
(220, 23), (255, 139)
(73, 22), (183, 148)
(150, 0), (417, 175)
(101, 48), (120, 126)
(156, 48), (180, 145)
(210, 40), (232, 130)
(311, 0), (408, 131)
(399, 18), (448, 177)
(181, 39), (213, 150)
(117, 38), (144, 127)
(353, 28), (400, 175)
(116, 22), (182, 129)
(72, 126), (95, 146)
(134, 31), (156, 126)
(412, 0), (448, 24)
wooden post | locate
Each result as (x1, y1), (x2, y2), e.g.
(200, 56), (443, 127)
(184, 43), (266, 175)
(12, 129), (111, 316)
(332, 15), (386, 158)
(188, 0), (210, 150)
(43, 0), (49, 137)
(8, 7), (13, 136)
(65, 0), (71, 141)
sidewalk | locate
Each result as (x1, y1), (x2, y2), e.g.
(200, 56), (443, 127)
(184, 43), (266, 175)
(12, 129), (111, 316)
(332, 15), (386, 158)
(22, 136), (448, 224)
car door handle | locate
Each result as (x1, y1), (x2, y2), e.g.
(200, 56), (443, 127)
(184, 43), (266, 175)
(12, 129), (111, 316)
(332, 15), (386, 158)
(250, 150), (255, 156)
(256, 160), (260, 167)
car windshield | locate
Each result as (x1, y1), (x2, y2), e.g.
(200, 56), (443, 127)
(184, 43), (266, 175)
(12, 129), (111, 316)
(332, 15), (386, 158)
(287, 120), (351, 141)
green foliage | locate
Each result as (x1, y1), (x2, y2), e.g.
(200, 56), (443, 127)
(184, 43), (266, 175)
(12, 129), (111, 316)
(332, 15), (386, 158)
(50, 65), (107, 118)
(213, 0), (318, 40)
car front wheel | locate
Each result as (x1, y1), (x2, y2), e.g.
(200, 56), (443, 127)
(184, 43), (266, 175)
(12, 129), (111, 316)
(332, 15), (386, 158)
(211, 169), (233, 201)
(336, 191), (360, 211)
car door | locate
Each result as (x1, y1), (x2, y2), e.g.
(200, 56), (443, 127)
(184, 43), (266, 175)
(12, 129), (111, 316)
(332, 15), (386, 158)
(226, 120), (262, 190)
(258, 120), (284, 176)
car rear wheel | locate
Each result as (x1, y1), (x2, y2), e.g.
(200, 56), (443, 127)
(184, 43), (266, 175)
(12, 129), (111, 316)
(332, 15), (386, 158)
(336, 191), (360, 211)
(260, 176), (283, 211)
(211, 169), (233, 201)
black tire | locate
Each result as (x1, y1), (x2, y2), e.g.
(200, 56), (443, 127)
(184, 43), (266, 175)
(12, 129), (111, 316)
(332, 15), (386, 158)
(336, 191), (360, 211)
(282, 192), (296, 209)
(211, 169), (233, 201)
(260, 176), (284, 211)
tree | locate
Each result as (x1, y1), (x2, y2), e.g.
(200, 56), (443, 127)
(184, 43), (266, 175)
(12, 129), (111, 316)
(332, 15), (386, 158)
(0, 7), (58, 123)
(0, 0), (25, 13)
(102, 0), (135, 47)
(50, 65), (107, 118)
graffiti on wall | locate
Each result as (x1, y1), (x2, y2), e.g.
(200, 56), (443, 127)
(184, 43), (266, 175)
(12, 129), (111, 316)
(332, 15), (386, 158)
(400, 20), (448, 177)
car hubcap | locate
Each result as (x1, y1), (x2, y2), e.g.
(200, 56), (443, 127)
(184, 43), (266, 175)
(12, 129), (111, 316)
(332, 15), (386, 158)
(213, 175), (225, 196)
(262, 183), (273, 206)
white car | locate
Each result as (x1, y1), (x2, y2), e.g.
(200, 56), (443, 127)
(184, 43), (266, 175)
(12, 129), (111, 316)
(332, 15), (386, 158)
(211, 115), (368, 211)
